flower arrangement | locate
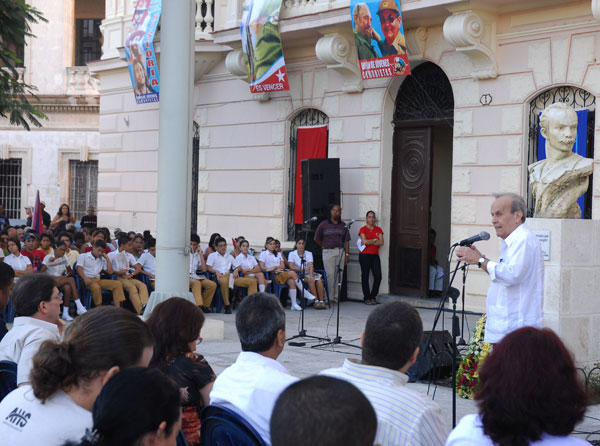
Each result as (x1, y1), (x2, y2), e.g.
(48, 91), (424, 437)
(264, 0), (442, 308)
(456, 314), (493, 400)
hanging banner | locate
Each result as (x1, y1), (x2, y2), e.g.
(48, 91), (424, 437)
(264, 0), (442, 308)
(241, 0), (290, 93)
(125, 0), (161, 104)
(350, 0), (410, 80)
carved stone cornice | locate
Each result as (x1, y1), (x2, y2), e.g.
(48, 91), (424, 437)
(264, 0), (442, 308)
(33, 95), (100, 113)
(443, 11), (497, 79)
(315, 33), (363, 93)
(224, 49), (270, 101)
(405, 27), (427, 61)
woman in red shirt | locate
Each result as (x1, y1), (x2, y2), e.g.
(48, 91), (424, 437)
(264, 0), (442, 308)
(358, 210), (384, 305)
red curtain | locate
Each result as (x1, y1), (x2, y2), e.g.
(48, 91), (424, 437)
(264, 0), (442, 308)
(294, 125), (328, 224)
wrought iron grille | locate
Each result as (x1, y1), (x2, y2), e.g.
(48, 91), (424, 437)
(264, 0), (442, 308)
(191, 122), (200, 234)
(393, 62), (454, 123)
(69, 160), (98, 220)
(527, 86), (596, 218)
(0, 159), (22, 219)
(287, 109), (329, 241)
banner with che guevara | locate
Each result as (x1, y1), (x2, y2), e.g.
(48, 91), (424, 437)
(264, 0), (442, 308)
(350, 0), (410, 80)
(241, 0), (290, 93)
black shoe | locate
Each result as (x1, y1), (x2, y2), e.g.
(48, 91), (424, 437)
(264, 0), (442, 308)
(225, 305), (232, 314)
(201, 306), (213, 314)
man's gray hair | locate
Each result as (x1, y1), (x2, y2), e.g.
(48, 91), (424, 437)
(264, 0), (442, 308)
(353, 2), (367, 17)
(235, 293), (285, 353)
(539, 102), (577, 132)
(494, 193), (527, 223)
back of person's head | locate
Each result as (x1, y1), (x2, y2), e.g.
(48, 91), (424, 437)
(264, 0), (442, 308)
(31, 306), (154, 402)
(476, 327), (587, 446)
(93, 239), (106, 250)
(0, 262), (15, 308)
(12, 273), (56, 317)
(73, 231), (85, 243)
(362, 301), (423, 370)
(117, 232), (130, 246)
(271, 376), (377, 446)
(208, 232), (221, 248)
(147, 237), (156, 248)
(146, 297), (205, 368)
(74, 367), (181, 446)
(190, 233), (200, 244)
(236, 292), (285, 352)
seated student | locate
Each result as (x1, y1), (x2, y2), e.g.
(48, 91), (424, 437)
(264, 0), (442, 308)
(274, 239), (289, 268)
(57, 232), (79, 268)
(40, 241), (86, 321)
(203, 232), (221, 260)
(21, 233), (46, 270)
(39, 232), (55, 257)
(73, 231), (86, 254)
(0, 273), (65, 386)
(229, 235), (245, 258)
(0, 306), (154, 446)
(271, 376), (378, 446)
(108, 233), (148, 315)
(209, 293), (298, 444)
(0, 262), (15, 341)
(288, 238), (326, 309)
(446, 327), (589, 446)
(67, 367), (182, 446)
(76, 240), (125, 308)
(136, 237), (156, 289)
(131, 233), (145, 261)
(234, 239), (268, 294)
(83, 229), (112, 254)
(147, 298), (215, 446)
(4, 237), (33, 281)
(206, 237), (258, 315)
(1, 230), (10, 256)
(189, 234), (217, 314)
(259, 237), (301, 311)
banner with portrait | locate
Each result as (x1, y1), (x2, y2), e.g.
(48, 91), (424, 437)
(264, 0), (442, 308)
(350, 0), (410, 80)
(125, 0), (161, 104)
(241, 0), (290, 93)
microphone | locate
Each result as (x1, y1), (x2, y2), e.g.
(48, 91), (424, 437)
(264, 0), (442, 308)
(456, 231), (490, 247)
(304, 216), (317, 224)
(345, 219), (355, 229)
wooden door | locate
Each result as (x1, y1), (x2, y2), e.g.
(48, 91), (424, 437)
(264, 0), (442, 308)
(389, 127), (432, 296)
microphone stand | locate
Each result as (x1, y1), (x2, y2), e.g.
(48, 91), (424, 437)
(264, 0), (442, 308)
(312, 222), (361, 350)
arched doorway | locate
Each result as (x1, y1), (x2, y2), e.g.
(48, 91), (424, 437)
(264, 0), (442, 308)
(389, 62), (454, 297)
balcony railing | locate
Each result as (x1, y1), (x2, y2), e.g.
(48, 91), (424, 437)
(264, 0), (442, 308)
(195, 0), (215, 40)
(65, 66), (100, 95)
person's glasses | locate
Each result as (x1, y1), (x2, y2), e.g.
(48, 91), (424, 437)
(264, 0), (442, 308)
(381, 14), (398, 23)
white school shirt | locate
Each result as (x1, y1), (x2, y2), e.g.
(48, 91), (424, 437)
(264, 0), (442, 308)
(234, 253), (258, 271)
(0, 385), (92, 446)
(484, 224), (544, 343)
(258, 250), (283, 269)
(3, 254), (31, 281)
(0, 316), (61, 385)
(108, 249), (138, 272)
(138, 252), (156, 276)
(287, 250), (314, 269)
(41, 255), (68, 277)
(206, 251), (235, 274)
(189, 251), (202, 274)
(77, 252), (106, 279)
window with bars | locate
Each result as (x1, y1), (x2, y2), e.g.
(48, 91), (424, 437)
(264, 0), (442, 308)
(75, 19), (102, 66)
(0, 159), (22, 219)
(69, 160), (98, 221)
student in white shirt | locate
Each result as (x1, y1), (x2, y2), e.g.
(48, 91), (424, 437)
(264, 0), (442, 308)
(259, 237), (301, 311)
(57, 232), (79, 268)
(189, 234), (217, 313)
(40, 241), (86, 321)
(0, 306), (154, 446)
(288, 238), (326, 309)
(108, 233), (148, 315)
(207, 237), (257, 314)
(3, 237), (32, 281)
(136, 237), (156, 290)
(76, 240), (125, 308)
(234, 239), (268, 293)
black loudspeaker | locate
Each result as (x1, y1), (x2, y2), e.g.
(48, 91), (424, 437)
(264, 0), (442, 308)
(407, 330), (454, 382)
(301, 158), (340, 229)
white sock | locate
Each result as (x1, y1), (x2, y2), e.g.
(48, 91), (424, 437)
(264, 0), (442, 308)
(289, 289), (301, 309)
(62, 307), (69, 315)
(259, 284), (266, 293)
(74, 299), (85, 310)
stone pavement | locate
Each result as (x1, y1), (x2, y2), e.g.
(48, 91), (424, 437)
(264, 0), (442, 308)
(198, 296), (600, 442)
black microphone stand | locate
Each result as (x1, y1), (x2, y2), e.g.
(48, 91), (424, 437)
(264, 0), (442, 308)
(312, 222), (361, 350)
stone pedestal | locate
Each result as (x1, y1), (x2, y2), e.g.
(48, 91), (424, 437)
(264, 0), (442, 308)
(527, 218), (600, 368)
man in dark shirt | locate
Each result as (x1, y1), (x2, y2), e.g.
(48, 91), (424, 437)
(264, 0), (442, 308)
(0, 205), (10, 232)
(40, 202), (51, 229)
(314, 204), (350, 304)
(80, 206), (98, 229)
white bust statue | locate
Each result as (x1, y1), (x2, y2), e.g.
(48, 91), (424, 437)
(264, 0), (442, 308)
(528, 103), (593, 218)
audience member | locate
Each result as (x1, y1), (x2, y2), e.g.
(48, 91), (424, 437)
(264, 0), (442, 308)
(0, 274), (65, 385)
(1, 230), (9, 256)
(147, 297), (215, 446)
(131, 233), (144, 260)
(39, 232), (55, 256)
(107, 233), (148, 315)
(446, 327), (589, 446)
(4, 237), (33, 280)
(15, 227), (25, 245)
(321, 301), (448, 446)
(79, 206), (97, 230)
(0, 306), (154, 446)
(40, 240), (86, 320)
(189, 234), (217, 313)
(58, 232), (79, 267)
(288, 238), (325, 308)
(21, 233), (46, 270)
(233, 239), (268, 294)
(73, 231), (86, 253)
(0, 204), (9, 232)
(40, 201), (51, 229)
(210, 293), (298, 445)
(76, 240), (125, 308)
(83, 229), (112, 254)
(229, 235), (245, 258)
(137, 237), (156, 289)
(259, 237), (300, 310)
(50, 204), (76, 233)
(203, 232), (221, 259)
(358, 210), (384, 305)
(271, 375), (377, 446)
(0, 262), (15, 340)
